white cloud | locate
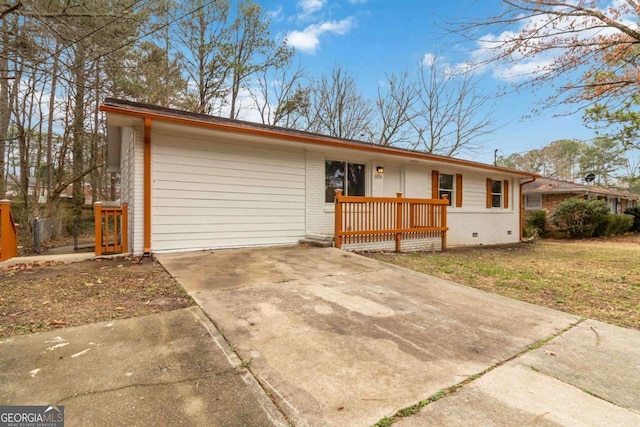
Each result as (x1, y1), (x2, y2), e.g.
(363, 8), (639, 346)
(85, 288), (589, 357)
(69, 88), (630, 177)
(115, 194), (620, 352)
(267, 5), (284, 22)
(420, 53), (475, 78)
(297, 0), (326, 19)
(422, 52), (436, 67)
(491, 59), (554, 82)
(286, 18), (355, 54)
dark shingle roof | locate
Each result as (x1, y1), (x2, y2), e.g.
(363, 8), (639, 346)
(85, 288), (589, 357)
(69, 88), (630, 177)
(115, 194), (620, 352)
(524, 177), (638, 200)
(102, 98), (538, 178)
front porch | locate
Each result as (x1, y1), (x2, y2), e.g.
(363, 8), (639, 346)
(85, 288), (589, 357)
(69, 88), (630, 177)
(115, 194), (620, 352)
(333, 190), (449, 252)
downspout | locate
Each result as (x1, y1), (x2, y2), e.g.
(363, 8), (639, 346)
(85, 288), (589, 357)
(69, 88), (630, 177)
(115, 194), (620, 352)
(143, 117), (152, 260)
(519, 175), (537, 242)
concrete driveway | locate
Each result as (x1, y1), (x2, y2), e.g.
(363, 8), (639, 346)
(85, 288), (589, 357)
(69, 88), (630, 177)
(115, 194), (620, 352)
(158, 246), (640, 427)
(0, 307), (287, 427)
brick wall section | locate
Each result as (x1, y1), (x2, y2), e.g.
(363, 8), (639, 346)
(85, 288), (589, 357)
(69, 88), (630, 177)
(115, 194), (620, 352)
(343, 237), (442, 252)
(521, 193), (581, 233)
(622, 199), (631, 212)
(542, 193), (580, 214)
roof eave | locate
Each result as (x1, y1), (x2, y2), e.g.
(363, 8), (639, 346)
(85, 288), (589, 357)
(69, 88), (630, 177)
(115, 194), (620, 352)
(100, 101), (538, 179)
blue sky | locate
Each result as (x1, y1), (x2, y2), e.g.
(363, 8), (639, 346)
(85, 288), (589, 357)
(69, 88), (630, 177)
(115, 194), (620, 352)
(256, 0), (597, 165)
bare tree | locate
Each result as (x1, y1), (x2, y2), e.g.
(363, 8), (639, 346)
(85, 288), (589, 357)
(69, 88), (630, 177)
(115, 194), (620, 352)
(455, 0), (640, 108)
(226, 0), (293, 119)
(174, 0), (231, 115)
(0, 15), (17, 197)
(306, 65), (373, 140)
(248, 61), (309, 128)
(410, 57), (498, 157)
(374, 71), (419, 146)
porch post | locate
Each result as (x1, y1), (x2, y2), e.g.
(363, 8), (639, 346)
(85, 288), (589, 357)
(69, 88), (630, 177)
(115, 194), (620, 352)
(442, 198), (448, 252)
(121, 202), (129, 254)
(395, 193), (403, 252)
(94, 202), (103, 256)
(143, 118), (152, 256)
(334, 189), (343, 249)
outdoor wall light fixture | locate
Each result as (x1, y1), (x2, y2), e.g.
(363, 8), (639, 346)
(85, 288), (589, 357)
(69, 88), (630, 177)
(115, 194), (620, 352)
(376, 166), (384, 174)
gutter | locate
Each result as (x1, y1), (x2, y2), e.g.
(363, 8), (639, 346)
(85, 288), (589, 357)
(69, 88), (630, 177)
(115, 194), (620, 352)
(520, 175), (538, 242)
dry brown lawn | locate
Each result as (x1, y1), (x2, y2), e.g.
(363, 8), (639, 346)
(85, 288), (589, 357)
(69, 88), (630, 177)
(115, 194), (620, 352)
(366, 235), (640, 330)
(0, 257), (194, 339)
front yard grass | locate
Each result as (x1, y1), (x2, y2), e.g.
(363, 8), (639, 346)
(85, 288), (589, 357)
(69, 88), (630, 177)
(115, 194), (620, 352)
(366, 235), (640, 330)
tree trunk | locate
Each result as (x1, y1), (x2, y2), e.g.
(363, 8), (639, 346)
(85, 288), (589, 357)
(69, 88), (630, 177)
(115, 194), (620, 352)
(0, 19), (11, 198)
(72, 46), (87, 218)
(91, 60), (100, 204)
(46, 45), (59, 202)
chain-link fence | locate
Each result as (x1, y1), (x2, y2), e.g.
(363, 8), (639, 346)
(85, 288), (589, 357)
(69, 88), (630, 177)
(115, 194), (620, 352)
(73, 216), (95, 251)
(33, 218), (63, 254)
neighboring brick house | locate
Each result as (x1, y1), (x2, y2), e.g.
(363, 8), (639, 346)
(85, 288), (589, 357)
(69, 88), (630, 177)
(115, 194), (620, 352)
(523, 177), (639, 215)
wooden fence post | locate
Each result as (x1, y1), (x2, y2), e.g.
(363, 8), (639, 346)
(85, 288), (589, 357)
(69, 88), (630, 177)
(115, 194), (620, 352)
(334, 189), (343, 249)
(396, 193), (403, 252)
(94, 202), (103, 256)
(1, 199), (8, 260)
(442, 201), (448, 251)
(0, 199), (17, 261)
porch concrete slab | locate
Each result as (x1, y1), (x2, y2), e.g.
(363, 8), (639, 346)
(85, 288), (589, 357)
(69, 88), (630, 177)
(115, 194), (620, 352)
(0, 307), (287, 427)
(158, 246), (580, 427)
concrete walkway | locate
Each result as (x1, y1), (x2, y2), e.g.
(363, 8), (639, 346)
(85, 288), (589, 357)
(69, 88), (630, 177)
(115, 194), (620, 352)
(0, 307), (287, 427)
(158, 246), (640, 427)
(0, 252), (95, 267)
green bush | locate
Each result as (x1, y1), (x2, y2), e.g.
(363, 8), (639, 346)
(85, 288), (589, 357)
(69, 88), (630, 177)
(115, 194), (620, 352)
(552, 198), (610, 238)
(524, 210), (547, 237)
(522, 225), (539, 239)
(624, 206), (640, 232)
(594, 214), (634, 236)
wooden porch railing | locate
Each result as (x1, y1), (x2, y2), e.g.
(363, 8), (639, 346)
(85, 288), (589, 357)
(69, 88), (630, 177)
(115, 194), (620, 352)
(334, 190), (448, 251)
(94, 202), (128, 256)
(0, 199), (18, 262)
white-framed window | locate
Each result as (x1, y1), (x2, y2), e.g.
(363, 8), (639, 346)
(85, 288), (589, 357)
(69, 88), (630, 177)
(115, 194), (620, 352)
(439, 173), (454, 206)
(607, 197), (621, 214)
(491, 180), (502, 208)
(525, 194), (542, 210)
(325, 160), (366, 202)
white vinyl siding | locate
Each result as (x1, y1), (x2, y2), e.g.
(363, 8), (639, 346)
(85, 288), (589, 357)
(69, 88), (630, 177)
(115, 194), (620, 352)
(404, 166), (430, 198)
(119, 127), (143, 254)
(151, 132), (306, 252)
(382, 165), (402, 197)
